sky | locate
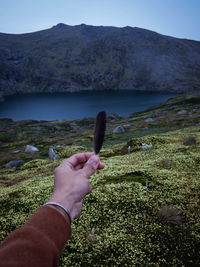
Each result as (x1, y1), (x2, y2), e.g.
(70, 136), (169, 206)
(0, 0), (199, 41)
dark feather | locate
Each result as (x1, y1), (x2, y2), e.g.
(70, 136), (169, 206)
(94, 111), (106, 154)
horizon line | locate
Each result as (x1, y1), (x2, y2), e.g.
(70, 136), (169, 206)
(0, 23), (199, 42)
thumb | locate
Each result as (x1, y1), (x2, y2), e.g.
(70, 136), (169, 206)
(82, 155), (99, 178)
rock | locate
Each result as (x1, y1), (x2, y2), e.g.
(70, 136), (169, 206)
(69, 122), (78, 131)
(145, 118), (154, 122)
(108, 113), (121, 121)
(5, 160), (24, 168)
(35, 126), (42, 131)
(42, 122), (55, 128)
(55, 125), (62, 131)
(113, 125), (125, 134)
(40, 122), (59, 131)
(49, 146), (60, 160)
(141, 142), (153, 152)
(177, 110), (187, 115)
(25, 145), (39, 152)
(162, 111), (169, 115)
(154, 112), (161, 117)
(11, 150), (20, 153)
(123, 123), (131, 127)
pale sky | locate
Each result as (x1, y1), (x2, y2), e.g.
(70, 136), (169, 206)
(0, 0), (200, 40)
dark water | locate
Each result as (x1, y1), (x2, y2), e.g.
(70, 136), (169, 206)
(0, 90), (177, 121)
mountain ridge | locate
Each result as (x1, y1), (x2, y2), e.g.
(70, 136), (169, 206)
(1, 24), (199, 43)
(0, 23), (200, 100)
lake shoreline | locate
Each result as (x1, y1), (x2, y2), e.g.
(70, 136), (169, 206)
(0, 90), (178, 121)
(0, 88), (180, 101)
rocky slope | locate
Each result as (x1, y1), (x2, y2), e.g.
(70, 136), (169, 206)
(0, 23), (200, 100)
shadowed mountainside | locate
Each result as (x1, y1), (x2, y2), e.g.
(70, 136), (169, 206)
(0, 23), (200, 100)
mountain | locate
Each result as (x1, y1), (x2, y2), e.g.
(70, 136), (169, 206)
(0, 23), (200, 100)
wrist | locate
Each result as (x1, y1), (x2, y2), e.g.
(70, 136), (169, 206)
(43, 201), (72, 223)
(48, 195), (74, 215)
(48, 204), (71, 222)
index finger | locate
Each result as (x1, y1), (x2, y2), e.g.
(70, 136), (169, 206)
(61, 152), (95, 169)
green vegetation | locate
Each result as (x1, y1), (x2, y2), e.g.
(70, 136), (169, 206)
(0, 95), (200, 266)
(183, 136), (197, 146)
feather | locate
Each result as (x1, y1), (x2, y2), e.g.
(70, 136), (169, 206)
(93, 111), (106, 154)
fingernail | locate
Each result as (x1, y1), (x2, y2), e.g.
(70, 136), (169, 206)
(88, 155), (99, 169)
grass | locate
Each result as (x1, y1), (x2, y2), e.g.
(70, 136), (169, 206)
(0, 94), (200, 266)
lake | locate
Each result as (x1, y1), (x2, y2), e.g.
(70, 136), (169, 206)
(0, 90), (177, 121)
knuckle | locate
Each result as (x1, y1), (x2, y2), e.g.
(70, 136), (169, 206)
(86, 163), (95, 173)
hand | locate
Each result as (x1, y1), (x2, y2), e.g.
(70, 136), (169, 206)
(48, 152), (104, 221)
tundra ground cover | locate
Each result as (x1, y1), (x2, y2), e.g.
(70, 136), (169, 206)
(0, 95), (200, 266)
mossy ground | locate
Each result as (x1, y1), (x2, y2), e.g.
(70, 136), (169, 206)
(0, 95), (200, 266)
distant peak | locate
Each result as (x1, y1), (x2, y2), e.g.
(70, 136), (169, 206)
(75, 23), (91, 28)
(53, 23), (68, 28)
(52, 23), (89, 30)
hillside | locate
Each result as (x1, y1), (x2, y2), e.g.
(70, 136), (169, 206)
(0, 23), (200, 100)
(0, 95), (200, 266)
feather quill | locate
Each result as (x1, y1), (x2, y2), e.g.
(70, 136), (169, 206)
(93, 111), (106, 154)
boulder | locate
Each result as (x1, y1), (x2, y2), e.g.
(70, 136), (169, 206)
(25, 145), (39, 152)
(11, 150), (20, 154)
(49, 146), (60, 160)
(113, 125), (125, 134)
(145, 118), (154, 122)
(5, 160), (24, 169)
(123, 123), (131, 127)
(177, 110), (187, 115)
(141, 142), (153, 152)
